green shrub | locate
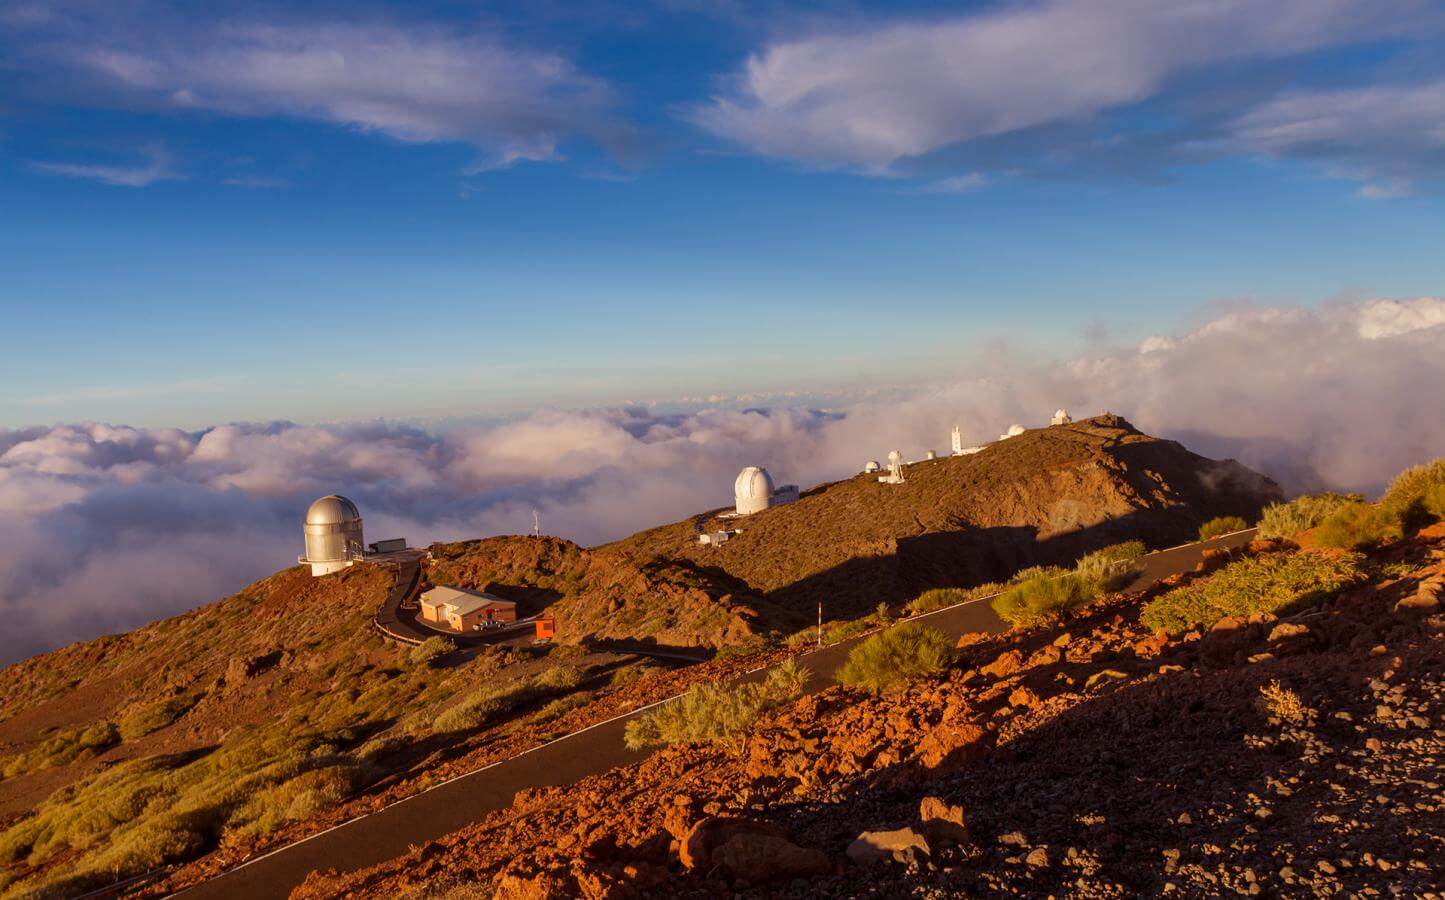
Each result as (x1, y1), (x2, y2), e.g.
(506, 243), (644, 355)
(1009, 565), (1070, 585)
(836, 623), (952, 695)
(1199, 515), (1249, 541)
(1257, 493), (1362, 540)
(907, 588), (966, 615)
(432, 684), (530, 733)
(1141, 551), (1365, 633)
(991, 573), (1096, 628)
(1380, 458), (1445, 532)
(1314, 501), (1400, 549)
(608, 664), (653, 687)
(623, 660), (807, 752)
(1, 721), (120, 779)
(534, 691), (593, 724)
(1075, 541), (1146, 591)
(533, 664), (585, 691)
(118, 696), (195, 740)
(408, 636), (456, 667)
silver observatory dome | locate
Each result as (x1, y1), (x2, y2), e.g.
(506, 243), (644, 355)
(301, 495), (364, 574)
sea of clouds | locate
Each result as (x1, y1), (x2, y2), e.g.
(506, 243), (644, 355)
(3, 296), (1443, 665)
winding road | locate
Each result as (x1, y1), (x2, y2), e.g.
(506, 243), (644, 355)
(175, 529), (1256, 899)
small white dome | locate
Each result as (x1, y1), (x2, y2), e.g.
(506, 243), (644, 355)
(1054, 409), (1068, 419)
(1006, 424), (1026, 437)
(864, 460), (881, 473)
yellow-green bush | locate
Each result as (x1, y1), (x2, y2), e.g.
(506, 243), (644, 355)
(1314, 501), (1400, 549)
(0, 721), (120, 779)
(118, 696), (195, 741)
(1199, 515), (1249, 541)
(1380, 458), (1445, 532)
(533, 664), (585, 691)
(1140, 550), (1364, 633)
(623, 660), (807, 752)
(1257, 493), (1361, 540)
(408, 636), (455, 667)
(836, 623), (953, 695)
(1075, 541), (1146, 591)
(991, 573), (1095, 627)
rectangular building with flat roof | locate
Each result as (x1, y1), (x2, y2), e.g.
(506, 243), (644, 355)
(419, 586), (517, 632)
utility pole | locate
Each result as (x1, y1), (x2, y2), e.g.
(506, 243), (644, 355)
(817, 600), (823, 649)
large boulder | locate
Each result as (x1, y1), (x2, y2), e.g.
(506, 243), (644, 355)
(919, 796), (970, 847)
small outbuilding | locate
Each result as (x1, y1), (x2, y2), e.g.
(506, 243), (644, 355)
(420, 586), (517, 633)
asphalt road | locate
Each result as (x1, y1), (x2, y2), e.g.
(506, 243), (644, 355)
(175, 528), (1256, 899)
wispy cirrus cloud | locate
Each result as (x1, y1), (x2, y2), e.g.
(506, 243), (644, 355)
(1226, 78), (1445, 197)
(30, 145), (180, 186)
(691, 0), (1441, 189)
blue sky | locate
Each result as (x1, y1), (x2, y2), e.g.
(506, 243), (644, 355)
(2, 0), (1444, 428)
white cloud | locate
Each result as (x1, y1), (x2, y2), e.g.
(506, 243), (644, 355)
(4, 295), (1445, 665)
(25, 17), (635, 169)
(692, 0), (1429, 171)
(30, 145), (179, 186)
(1228, 78), (1445, 196)
(1355, 297), (1445, 339)
(920, 173), (989, 194)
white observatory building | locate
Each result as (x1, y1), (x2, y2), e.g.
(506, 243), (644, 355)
(999, 423), (1026, 441)
(878, 450), (906, 484)
(1051, 408), (1074, 426)
(732, 466), (800, 515)
(300, 495), (365, 577)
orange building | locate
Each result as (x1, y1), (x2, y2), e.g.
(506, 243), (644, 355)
(419, 586), (517, 633)
(534, 614), (556, 641)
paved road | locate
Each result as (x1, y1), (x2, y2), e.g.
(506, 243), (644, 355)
(176, 529), (1256, 899)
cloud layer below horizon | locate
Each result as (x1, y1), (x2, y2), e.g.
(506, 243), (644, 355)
(3, 295), (1444, 666)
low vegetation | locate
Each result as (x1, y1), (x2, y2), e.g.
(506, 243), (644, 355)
(991, 541), (1145, 627)
(0, 721), (120, 780)
(117, 695), (195, 740)
(408, 636), (456, 667)
(1141, 550), (1365, 633)
(1379, 457), (1445, 532)
(1314, 501), (1400, 550)
(1257, 680), (1308, 724)
(1257, 492), (1361, 540)
(432, 665), (591, 734)
(623, 660), (808, 753)
(1199, 515), (1249, 541)
(906, 583), (1006, 615)
(837, 623), (953, 695)
(0, 725), (369, 897)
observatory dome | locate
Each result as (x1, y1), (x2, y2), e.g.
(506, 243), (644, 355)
(864, 460), (881, 473)
(306, 495), (361, 527)
(734, 466), (776, 515)
(1003, 424), (1026, 438)
(302, 494), (364, 576)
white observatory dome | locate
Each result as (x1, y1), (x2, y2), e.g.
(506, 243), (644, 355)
(302, 494), (364, 576)
(1002, 424), (1026, 439)
(864, 460), (881, 473)
(1054, 409), (1068, 420)
(734, 466), (776, 515)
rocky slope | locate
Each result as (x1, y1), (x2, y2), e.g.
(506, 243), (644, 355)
(607, 415), (1279, 629)
(294, 529), (1444, 899)
(427, 536), (768, 651)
